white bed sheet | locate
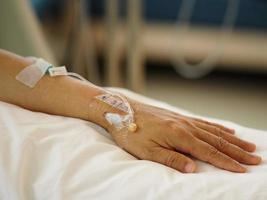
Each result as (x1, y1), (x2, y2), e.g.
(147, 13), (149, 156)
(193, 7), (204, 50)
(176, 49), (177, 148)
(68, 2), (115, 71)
(0, 88), (266, 200)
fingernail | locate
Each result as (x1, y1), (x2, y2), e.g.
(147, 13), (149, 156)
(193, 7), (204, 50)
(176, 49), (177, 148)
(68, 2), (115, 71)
(248, 143), (256, 152)
(185, 163), (195, 173)
(239, 166), (247, 173)
(233, 161), (247, 173)
(245, 143), (256, 152)
(252, 155), (262, 164)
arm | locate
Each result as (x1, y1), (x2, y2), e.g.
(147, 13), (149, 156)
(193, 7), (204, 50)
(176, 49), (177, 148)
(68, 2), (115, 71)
(0, 49), (261, 173)
(0, 49), (111, 130)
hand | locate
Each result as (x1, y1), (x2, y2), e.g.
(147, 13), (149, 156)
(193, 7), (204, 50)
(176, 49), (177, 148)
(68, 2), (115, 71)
(109, 101), (262, 173)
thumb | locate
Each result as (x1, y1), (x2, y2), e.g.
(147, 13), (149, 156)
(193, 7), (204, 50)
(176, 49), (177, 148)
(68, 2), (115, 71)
(150, 147), (196, 173)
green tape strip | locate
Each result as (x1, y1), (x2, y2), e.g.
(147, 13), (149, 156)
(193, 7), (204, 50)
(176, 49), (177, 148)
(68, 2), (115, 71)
(45, 65), (54, 75)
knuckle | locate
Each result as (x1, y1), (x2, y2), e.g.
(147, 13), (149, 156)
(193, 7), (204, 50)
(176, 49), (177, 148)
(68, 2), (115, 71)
(164, 118), (175, 124)
(164, 153), (181, 168)
(170, 122), (179, 131)
(166, 119), (184, 133)
(180, 118), (195, 128)
(176, 128), (193, 140)
(164, 118), (194, 140)
(142, 149), (151, 160)
(215, 127), (223, 137)
(217, 137), (229, 149)
(147, 147), (158, 161)
(207, 146), (220, 160)
(164, 119), (176, 128)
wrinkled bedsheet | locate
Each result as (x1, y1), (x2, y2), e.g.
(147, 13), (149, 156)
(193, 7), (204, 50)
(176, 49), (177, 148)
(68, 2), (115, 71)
(0, 88), (266, 200)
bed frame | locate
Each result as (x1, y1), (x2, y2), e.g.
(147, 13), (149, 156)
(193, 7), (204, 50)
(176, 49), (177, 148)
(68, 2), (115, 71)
(42, 0), (267, 92)
(92, 21), (267, 91)
(91, 1), (267, 92)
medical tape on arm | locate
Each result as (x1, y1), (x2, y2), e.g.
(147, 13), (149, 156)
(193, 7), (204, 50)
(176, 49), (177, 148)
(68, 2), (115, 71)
(16, 58), (53, 88)
(16, 57), (137, 132)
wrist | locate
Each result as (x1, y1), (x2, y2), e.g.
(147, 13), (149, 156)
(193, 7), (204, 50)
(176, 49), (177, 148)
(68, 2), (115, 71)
(87, 90), (128, 133)
(87, 90), (140, 135)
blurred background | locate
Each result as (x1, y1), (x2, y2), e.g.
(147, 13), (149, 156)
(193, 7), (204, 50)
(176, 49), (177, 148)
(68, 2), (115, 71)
(0, 0), (266, 129)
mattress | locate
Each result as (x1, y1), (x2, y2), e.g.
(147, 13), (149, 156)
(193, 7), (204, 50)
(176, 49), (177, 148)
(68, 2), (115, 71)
(0, 88), (266, 200)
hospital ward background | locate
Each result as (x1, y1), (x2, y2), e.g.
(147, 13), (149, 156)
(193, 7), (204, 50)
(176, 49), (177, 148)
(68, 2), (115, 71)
(0, 0), (267, 199)
(1, 0), (266, 130)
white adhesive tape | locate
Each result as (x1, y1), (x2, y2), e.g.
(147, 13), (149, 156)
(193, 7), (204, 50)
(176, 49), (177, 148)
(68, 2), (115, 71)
(49, 66), (68, 77)
(105, 113), (124, 128)
(16, 58), (52, 88)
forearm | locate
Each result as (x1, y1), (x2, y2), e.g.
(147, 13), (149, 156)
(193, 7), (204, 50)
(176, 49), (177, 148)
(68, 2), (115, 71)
(0, 49), (112, 131)
(0, 49), (261, 173)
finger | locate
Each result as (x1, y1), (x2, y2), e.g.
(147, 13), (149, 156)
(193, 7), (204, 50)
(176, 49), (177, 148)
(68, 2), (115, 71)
(150, 147), (196, 173)
(192, 118), (235, 134)
(194, 121), (256, 152)
(193, 128), (261, 165)
(189, 138), (247, 173)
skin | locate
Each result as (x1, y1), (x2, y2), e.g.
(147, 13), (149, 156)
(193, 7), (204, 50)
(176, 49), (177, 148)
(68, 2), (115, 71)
(0, 49), (261, 173)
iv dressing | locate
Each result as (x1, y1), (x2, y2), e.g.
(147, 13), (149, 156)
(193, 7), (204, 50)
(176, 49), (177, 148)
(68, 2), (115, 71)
(16, 58), (52, 88)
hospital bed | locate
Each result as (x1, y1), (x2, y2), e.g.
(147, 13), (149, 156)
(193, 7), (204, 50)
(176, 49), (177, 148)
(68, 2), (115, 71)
(31, 0), (267, 92)
(90, 0), (267, 91)
(0, 88), (266, 200)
